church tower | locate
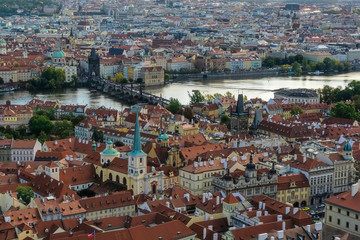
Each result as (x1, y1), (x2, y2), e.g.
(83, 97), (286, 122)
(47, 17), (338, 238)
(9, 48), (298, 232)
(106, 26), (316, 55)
(69, 27), (76, 50)
(23, 45), (28, 58)
(343, 140), (353, 161)
(128, 105), (148, 195)
(45, 161), (59, 181)
(0, 39), (7, 55)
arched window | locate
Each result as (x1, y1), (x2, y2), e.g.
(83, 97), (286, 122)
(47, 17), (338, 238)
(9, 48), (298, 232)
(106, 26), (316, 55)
(109, 173), (113, 181)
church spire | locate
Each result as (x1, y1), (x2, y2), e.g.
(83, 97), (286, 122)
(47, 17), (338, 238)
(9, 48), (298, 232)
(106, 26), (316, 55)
(130, 105), (146, 156)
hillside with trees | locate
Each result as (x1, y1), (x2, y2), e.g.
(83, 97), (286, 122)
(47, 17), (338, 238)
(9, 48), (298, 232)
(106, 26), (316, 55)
(0, 0), (56, 16)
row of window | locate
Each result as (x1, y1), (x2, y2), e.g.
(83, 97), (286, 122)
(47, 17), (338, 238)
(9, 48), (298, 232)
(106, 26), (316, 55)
(329, 216), (359, 231)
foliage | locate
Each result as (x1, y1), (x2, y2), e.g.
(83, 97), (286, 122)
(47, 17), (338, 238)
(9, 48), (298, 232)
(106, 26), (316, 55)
(166, 98), (182, 114)
(16, 186), (34, 205)
(290, 106), (304, 116)
(26, 67), (66, 91)
(262, 54), (349, 74)
(112, 73), (127, 84)
(330, 102), (359, 120)
(188, 90), (205, 105)
(164, 73), (170, 81)
(60, 113), (85, 126)
(0, 77), (4, 85)
(320, 81), (360, 105)
(0, 0), (56, 17)
(29, 115), (54, 136)
(35, 109), (56, 120)
(54, 120), (73, 139)
(183, 107), (194, 120)
(38, 131), (49, 144)
(92, 128), (104, 142)
(220, 114), (231, 126)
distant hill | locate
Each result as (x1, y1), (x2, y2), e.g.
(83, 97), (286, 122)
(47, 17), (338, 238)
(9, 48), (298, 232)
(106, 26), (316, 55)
(0, 0), (57, 16)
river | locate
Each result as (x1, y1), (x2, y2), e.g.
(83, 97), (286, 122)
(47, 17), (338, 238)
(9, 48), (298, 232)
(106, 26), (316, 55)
(0, 72), (358, 107)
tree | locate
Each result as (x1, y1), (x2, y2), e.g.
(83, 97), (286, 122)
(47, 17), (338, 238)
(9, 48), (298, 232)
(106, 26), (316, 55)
(188, 90), (204, 105)
(92, 128), (103, 142)
(321, 85), (335, 104)
(220, 114), (231, 126)
(71, 114), (85, 126)
(16, 186), (34, 205)
(70, 74), (78, 88)
(183, 107), (194, 120)
(290, 106), (304, 116)
(0, 77), (4, 85)
(29, 115), (54, 136)
(292, 62), (302, 75)
(166, 98), (182, 114)
(114, 73), (126, 83)
(281, 64), (291, 72)
(38, 131), (48, 144)
(164, 73), (170, 81)
(330, 102), (356, 120)
(54, 120), (73, 139)
(224, 91), (235, 99)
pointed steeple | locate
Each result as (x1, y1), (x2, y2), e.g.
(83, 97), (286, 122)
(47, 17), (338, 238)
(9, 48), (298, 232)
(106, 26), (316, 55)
(130, 105), (146, 156)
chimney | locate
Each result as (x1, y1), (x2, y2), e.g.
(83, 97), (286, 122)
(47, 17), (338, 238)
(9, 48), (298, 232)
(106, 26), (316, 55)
(69, 138), (71, 142)
(259, 201), (262, 209)
(285, 207), (290, 215)
(256, 211), (262, 217)
(208, 225), (213, 231)
(306, 225), (311, 233)
(282, 221), (286, 231)
(277, 215), (282, 222)
(202, 193), (206, 203)
(293, 207), (299, 215)
(54, 140), (57, 145)
(277, 230), (284, 239)
(166, 201), (170, 208)
(203, 228), (207, 240)
(216, 196), (220, 205)
(351, 180), (360, 197)
(262, 203), (265, 210)
(205, 213), (208, 221)
(270, 237), (275, 240)
(213, 233), (218, 240)
(264, 211), (268, 216)
(315, 222), (322, 231)
(303, 155), (306, 163)
(258, 233), (268, 240)
(294, 154), (297, 160)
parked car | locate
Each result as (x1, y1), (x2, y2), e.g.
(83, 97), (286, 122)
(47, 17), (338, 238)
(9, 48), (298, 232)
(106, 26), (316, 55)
(302, 207), (310, 211)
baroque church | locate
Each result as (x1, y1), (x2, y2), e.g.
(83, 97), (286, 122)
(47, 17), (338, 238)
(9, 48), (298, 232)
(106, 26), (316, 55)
(88, 105), (164, 195)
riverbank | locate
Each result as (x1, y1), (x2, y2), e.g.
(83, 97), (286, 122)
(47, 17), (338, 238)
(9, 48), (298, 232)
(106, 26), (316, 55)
(169, 67), (360, 82)
(169, 69), (278, 81)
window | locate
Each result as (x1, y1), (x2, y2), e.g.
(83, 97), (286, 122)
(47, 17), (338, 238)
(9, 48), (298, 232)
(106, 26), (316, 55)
(356, 225), (358, 231)
(337, 219), (340, 225)
(347, 211), (349, 216)
(346, 222), (349, 228)
(329, 216), (332, 222)
(338, 208), (341, 213)
(330, 206), (333, 211)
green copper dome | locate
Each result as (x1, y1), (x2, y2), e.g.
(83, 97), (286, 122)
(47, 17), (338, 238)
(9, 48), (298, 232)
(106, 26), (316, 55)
(158, 132), (169, 142)
(52, 50), (65, 58)
(343, 140), (352, 152)
(101, 140), (119, 156)
(101, 148), (119, 156)
(0, 39), (5, 44)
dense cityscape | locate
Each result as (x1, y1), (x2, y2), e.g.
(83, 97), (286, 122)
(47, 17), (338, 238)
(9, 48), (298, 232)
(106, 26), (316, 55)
(0, 0), (360, 239)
